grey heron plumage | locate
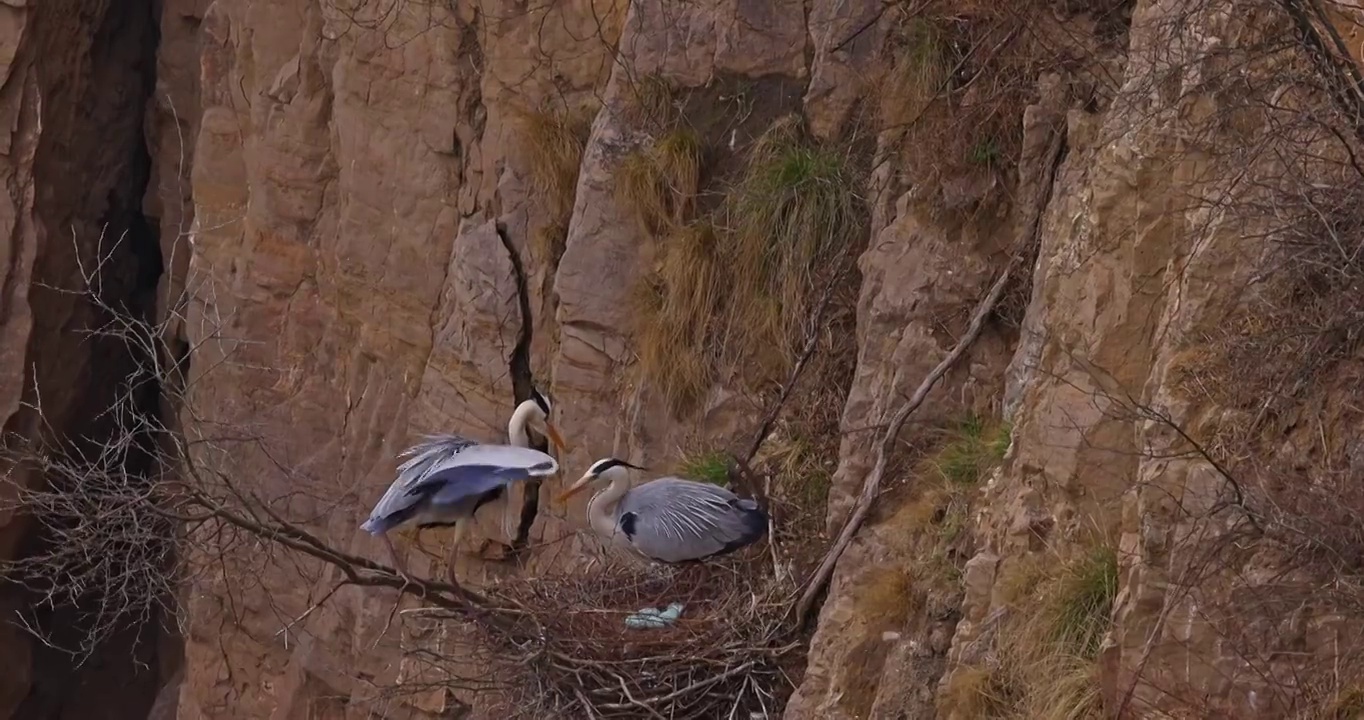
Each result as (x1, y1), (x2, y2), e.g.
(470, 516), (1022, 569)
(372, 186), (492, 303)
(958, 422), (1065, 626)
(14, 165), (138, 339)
(555, 457), (769, 566)
(361, 388), (567, 583)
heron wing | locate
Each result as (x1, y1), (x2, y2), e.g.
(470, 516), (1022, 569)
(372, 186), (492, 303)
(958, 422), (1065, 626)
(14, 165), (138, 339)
(615, 477), (768, 563)
(361, 437), (559, 535)
(411, 443), (559, 503)
(396, 433), (481, 478)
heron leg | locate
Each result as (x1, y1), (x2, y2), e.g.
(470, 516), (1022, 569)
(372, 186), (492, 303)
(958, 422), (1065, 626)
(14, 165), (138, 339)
(446, 519), (468, 588)
(382, 533), (415, 585)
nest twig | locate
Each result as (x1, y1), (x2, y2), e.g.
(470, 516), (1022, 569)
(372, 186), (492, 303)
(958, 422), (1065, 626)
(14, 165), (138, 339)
(435, 556), (804, 719)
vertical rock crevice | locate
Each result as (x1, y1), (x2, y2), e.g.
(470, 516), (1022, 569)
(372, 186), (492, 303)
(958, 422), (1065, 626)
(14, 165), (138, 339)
(494, 220), (544, 555)
(3, 0), (177, 717)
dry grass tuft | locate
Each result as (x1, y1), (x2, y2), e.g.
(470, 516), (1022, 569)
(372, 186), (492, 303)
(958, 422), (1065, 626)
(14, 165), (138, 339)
(758, 429), (835, 532)
(621, 112), (865, 416)
(632, 221), (723, 414)
(519, 105), (594, 216)
(453, 560), (803, 718)
(615, 127), (703, 237)
(944, 540), (1118, 719)
(889, 412), (1011, 553)
(944, 666), (1015, 717)
(623, 72), (678, 128)
(513, 101), (596, 264)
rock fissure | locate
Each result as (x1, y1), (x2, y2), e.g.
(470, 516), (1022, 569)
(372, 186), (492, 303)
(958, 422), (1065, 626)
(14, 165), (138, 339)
(6, 0), (179, 717)
(494, 220), (542, 556)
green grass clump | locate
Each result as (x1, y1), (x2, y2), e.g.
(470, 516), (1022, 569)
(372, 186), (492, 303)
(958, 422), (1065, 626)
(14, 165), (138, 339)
(968, 138), (1003, 167)
(1050, 545), (1119, 659)
(722, 116), (861, 370)
(677, 451), (732, 486)
(932, 414), (1012, 486)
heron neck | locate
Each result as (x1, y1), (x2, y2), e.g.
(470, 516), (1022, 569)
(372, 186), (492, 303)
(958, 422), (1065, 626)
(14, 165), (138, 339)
(588, 474), (630, 537)
(508, 400), (535, 448)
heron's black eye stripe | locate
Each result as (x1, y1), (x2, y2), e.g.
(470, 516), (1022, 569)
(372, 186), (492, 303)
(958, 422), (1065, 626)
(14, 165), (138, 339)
(589, 458), (648, 475)
(531, 388), (550, 414)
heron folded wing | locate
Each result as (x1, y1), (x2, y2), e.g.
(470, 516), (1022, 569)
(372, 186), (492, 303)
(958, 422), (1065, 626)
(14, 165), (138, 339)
(618, 478), (764, 563)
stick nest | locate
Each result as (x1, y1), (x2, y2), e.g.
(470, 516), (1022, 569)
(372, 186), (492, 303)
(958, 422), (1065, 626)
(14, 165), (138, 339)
(465, 559), (804, 718)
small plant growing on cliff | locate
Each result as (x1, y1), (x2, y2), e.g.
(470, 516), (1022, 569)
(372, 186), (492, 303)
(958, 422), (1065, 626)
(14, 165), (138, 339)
(946, 538), (1118, 718)
(678, 450), (732, 486)
(516, 102), (595, 216)
(1051, 544), (1119, 659)
(932, 414), (1012, 486)
(882, 17), (951, 127)
(623, 72), (679, 129)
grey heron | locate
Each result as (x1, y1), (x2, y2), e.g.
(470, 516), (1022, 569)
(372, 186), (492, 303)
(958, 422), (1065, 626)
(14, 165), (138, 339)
(554, 457), (769, 568)
(361, 388), (568, 584)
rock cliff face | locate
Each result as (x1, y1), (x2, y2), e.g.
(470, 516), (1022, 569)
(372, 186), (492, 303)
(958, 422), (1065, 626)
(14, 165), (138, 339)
(5, 0), (1364, 717)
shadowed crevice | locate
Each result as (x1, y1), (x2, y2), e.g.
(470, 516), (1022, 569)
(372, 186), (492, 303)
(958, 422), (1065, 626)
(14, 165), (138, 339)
(6, 0), (180, 717)
(494, 221), (543, 557)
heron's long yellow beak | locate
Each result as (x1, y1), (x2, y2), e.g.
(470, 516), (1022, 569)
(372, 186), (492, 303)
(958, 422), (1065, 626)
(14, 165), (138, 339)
(545, 421), (569, 456)
(555, 473), (594, 504)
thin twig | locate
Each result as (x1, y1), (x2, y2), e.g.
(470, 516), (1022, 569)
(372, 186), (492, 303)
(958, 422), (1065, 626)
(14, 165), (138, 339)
(737, 264), (850, 469)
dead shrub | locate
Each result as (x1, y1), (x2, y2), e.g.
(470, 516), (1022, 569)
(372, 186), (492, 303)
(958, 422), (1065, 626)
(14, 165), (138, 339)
(880, 0), (1100, 211)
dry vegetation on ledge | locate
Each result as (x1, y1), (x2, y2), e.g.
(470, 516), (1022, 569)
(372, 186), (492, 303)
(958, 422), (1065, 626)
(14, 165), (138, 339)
(944, 539), (1118, 719)
(616, 75), (866, 417)
(513, 99), (597, 267)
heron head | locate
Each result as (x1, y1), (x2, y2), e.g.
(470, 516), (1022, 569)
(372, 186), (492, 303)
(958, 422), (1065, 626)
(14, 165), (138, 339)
(555, 457), (646, 504)
(523, 387), (568, 455)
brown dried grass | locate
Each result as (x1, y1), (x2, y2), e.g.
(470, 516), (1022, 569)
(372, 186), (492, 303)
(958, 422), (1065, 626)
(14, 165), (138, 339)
(615, 127), (703, 237)
(941, 540), (1117, 719)
(512, 100), (597, 264)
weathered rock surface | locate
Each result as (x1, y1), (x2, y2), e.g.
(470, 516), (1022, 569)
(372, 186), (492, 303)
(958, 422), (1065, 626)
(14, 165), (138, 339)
(5, 0), (1364, 717)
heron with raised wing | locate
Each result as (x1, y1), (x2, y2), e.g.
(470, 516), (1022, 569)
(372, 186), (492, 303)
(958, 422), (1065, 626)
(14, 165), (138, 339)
(361, 388), (568, 585)
(554, 457), (769, 569)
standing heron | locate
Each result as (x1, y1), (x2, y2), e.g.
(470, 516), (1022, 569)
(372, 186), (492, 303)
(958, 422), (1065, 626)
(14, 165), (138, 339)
(554, 457), (769, 569)
(361, 389), (568, 584)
